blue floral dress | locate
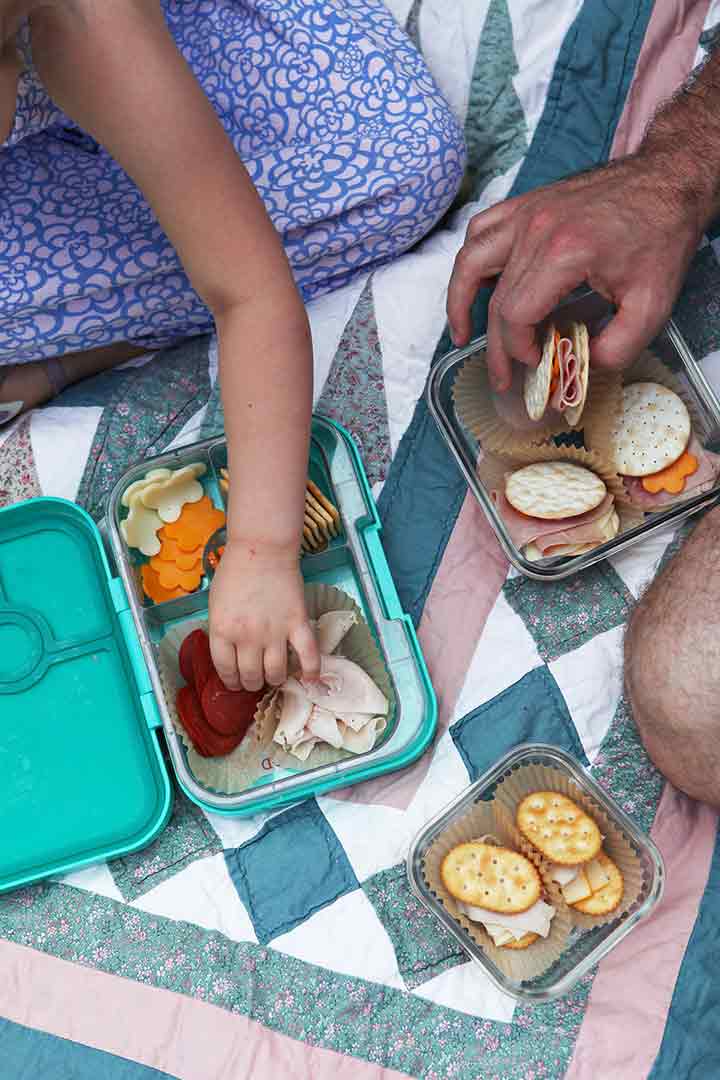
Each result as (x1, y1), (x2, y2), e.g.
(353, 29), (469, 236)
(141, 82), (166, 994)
(0, 0), (465, 363)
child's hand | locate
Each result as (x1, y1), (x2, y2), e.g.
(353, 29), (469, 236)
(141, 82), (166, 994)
(208, 537), (319, 692)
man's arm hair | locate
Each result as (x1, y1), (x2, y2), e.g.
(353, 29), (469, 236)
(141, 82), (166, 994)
(640, 46), (720, 228)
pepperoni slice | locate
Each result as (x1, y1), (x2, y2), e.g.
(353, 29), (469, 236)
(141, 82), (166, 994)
(175, 685), (244, 758)
(201, 672), (264, 737)
(191, 630), (214, 696)
(178, 630), (200, 686)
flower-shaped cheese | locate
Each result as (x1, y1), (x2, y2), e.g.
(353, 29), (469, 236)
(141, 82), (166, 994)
(140, 463), (206, 523)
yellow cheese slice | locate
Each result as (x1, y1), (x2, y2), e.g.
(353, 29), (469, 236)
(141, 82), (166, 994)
(586, 855), (613, 892)
(561, 867), (592, 904)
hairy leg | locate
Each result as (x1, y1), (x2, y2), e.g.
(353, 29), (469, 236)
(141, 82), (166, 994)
(0, 341), (150, 416)
(625, 507), (720, 807)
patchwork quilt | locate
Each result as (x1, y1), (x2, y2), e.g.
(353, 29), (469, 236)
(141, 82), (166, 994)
(4, 2), (720, 1077)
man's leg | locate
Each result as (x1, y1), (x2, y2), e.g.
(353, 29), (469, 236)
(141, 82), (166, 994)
(625, 507), (720, 807)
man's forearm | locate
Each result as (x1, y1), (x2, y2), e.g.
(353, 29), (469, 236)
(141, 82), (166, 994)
(639, 46), (720, 230)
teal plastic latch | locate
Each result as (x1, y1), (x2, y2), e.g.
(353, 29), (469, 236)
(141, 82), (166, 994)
(117, 606), (152, 696)
(109, 575), (129, 615)
(141, 690), (163, 731)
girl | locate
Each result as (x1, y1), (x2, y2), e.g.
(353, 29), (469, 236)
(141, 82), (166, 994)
(0, 0), (465, 691)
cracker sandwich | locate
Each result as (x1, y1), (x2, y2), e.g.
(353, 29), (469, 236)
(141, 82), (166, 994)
(493, 461), (619, 560)
(516, 792), (624, 916)
(524, 322), (590, 427)
(610, 382), (720, 509)
(441, 840), (556, 949)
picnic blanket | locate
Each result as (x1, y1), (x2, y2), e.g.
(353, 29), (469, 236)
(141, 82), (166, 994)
(3, 2), (720, 1077)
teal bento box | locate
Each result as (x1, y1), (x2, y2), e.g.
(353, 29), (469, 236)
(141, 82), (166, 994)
(0, 416), (436, 894)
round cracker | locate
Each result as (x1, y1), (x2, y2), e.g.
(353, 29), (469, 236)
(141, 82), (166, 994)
(571, 851), (624, 916)
(523, 324), (555, 421)
(516, 792), (602, 866)
(505, 462), (607, 520)
(501, 931), (539, 950)
(610, 382), (691, 476)
(564, 322), (590, 428)
(440, 842), (541, 913)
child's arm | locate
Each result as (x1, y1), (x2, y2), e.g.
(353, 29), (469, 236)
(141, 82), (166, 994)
(31, 1), (320, 689)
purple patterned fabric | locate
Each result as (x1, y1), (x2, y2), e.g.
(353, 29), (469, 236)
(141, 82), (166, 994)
(0, 0), (465, 363)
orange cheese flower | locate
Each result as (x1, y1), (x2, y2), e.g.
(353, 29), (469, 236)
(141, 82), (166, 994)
(641, 450), (699, 495)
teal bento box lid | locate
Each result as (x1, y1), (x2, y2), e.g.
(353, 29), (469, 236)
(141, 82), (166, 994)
(0, 496), (172, 893)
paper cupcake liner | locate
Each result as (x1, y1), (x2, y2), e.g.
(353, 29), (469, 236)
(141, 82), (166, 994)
(492, 763), (645, 930)
(159, 584), (396, 794)
(421, 799), (572, 983)
(453, 354), (566, 455)
(498, 442), (626, 505)
(255, 583), (394, 772)
(579, 370), (623, 460)
(617, 505), (646, 533)
(624, 349), (704, 433)
(157, 616), (273, 794)
(606, 350), (708, 508)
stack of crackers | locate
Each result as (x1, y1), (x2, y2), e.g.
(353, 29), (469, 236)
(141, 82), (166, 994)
(219, 467), (341, 555)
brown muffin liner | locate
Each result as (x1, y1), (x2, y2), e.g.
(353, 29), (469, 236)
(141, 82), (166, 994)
(624, 349), (704, 433)
(453, 353), (566, 455)
(610, 350), (705, 507)
(497, 442), (626, 505)
(157, 616), (269, 795)
(492, 763), (645, 930)
(157, 584), (394, 794)
(579, 370), (623, 459)
(421, 799), (572, 983)
(477, 447), (633, 558)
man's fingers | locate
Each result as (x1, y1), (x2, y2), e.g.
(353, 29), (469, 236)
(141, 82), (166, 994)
(590, 291), (664, 370)
(447, 224), (514, 346)
(485, 296), (514, 391)
(210, 635), (242, 691)
(290, 621), (321, 683)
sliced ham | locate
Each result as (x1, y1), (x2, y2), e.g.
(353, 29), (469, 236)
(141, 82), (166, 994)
(492, 489), (614, 550)
(534, 508), (618, 557)
(549, 336), (582, 412)
(622, 436), (720, 509)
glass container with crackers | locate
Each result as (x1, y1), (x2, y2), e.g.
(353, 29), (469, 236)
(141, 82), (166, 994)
(406, 744), (664, 1001)
(427, 288), (720, 578)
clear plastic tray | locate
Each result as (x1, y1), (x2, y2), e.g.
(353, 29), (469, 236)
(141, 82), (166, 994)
(106, 416), (437, 816)
(406, 744), (665, 1002)
(427, 289), (720, 579)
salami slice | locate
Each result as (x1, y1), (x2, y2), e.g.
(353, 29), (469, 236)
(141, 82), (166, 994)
(176, 684), (244, 757)
(200, 672), (263, 738)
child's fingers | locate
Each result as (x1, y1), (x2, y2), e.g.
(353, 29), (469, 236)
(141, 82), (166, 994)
(235, 645), (265, 693)
(263, 640), (288, 687)
(290, 620), (321, 682)
(210, 635), (242, 691)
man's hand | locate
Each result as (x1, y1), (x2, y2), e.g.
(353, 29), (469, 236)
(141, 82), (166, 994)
(447, 48), (720, 392)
